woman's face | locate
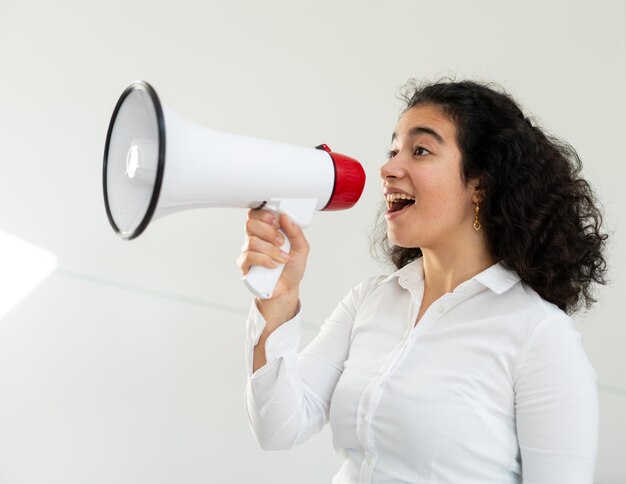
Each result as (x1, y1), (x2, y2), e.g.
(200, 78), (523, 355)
(380, 104), (479, 250)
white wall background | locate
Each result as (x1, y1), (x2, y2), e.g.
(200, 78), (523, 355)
(0, 0), (624, 482)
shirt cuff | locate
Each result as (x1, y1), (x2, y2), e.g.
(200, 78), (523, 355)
(246, 300), (301, 377)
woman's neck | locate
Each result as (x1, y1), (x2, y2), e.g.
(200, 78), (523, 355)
(420, 244), (496, 296)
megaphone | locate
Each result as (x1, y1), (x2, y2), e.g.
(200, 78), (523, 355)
(103, 81), (366, 299)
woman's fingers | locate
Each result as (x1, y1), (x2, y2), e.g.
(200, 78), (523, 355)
(239, 210), (290, 275)
(237, 249), (283, 274)
(237, 209), (310, 295)
(247, 208), (279, 228)
(245, 217), (285, 247)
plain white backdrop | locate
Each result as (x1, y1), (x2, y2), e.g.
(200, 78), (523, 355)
(0, 1), (624, 482)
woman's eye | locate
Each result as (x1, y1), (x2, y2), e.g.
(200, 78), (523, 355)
(386, 150), (398, 159)
(414, 146), (430, 156)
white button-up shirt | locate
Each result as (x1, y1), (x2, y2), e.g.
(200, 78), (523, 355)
(246, 260), (597, 483)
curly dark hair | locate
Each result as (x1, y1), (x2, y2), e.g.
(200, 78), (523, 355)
(372, 79), (608, 314)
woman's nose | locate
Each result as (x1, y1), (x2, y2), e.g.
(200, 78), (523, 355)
(380, 156), (403, 180)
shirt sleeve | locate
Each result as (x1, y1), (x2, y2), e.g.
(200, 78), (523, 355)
(245, 277), (378, 450)
(514, 313), (598, 484)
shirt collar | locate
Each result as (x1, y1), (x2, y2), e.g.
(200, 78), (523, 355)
(473, 262), (521, 294)
(378, 258), (424, 292)
(379, 258), (520, 295)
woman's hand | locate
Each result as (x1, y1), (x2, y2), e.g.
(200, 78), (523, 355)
(238, 209), (310, 330)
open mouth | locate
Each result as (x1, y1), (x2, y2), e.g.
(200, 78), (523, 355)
(386, 193), (415, 213)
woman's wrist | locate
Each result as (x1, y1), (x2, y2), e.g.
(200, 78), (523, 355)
(256, 288), (300, 335)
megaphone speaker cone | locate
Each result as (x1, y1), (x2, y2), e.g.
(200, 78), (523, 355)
(103, 81), (165, 240)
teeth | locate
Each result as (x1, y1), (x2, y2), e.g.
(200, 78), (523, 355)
(386, 193), (415, 202)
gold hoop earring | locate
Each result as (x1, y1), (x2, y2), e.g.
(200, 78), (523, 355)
(473, 203), (481, 231)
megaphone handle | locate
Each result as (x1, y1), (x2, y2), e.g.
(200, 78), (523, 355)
(242, 228), (291, 300)
(242, 198), (317, 299)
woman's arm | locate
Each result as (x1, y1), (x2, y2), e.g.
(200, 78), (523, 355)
(237, 210), (309, 372)
(245, 282), (364, 450)
(514, 314), (598, 483)
(238, 208), (365, 449)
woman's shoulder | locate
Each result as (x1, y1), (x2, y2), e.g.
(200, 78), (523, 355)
(507, 279), (584, 352)
(346, 273), (392, 299)
(515, 279), (573, 323)
(338, 265), (413, 310)
(460, 263), (580, 349)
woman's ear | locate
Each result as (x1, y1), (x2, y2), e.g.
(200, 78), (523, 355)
(469, 178), (485, 203)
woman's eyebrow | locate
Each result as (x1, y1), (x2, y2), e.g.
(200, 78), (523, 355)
(391, 126), (446, 145)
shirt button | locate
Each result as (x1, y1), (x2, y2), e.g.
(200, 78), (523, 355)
(366, 456), (373, 465)
(437, 305), (446, 314)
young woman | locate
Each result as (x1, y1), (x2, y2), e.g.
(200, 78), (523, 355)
(238, 79), (607, 483)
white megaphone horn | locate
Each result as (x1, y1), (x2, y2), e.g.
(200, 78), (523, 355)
(103, 81), (366, 299)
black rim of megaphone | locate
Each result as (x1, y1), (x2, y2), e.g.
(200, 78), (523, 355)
(103, 80), (166, 240)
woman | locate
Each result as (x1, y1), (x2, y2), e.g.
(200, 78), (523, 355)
(238, 79), (607, 483)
